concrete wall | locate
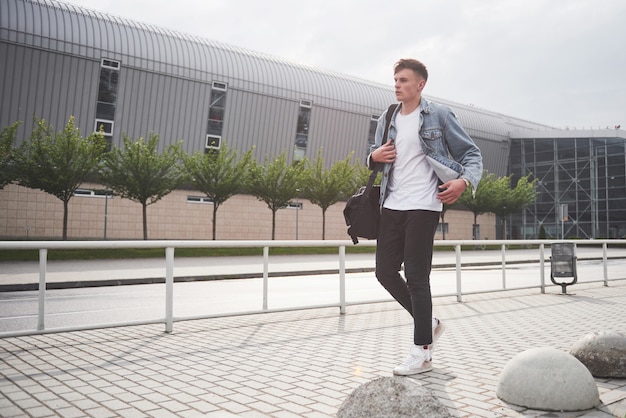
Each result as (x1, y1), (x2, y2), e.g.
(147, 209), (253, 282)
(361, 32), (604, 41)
(0, 183), (495, 241)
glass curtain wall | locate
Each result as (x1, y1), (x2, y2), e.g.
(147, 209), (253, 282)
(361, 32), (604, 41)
(510, 137), (626, 239)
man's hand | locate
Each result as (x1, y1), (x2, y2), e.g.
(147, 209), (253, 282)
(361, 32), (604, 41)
(372, 139), (396, 164)
(436, 178), (468, 204)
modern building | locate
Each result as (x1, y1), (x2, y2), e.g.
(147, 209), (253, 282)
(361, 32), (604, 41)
(510, 129), (626, 239)
(1, 0), (624, 241)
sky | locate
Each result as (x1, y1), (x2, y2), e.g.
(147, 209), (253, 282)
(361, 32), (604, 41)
(64, 0), (625, 130)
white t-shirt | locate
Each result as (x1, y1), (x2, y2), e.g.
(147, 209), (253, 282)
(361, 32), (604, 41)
(383, 108), (442, 212)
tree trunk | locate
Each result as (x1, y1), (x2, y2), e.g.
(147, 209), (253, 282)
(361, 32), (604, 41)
(63, 199), (69, 240)
(142, 203), (148, 240)
(212, 203), (219, 240)
(271, 209), (276, 240)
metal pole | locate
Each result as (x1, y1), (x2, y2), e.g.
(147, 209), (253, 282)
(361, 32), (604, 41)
(539, 244), (546, 293)
(455, 244), (463, 302)
(339, 245), (346, 314)
(263, 246), (269, 310)
(165, 247), (174, 333)
(603, 242), (608, 286)
(501, 244), (506, 289)
(104, 192), (109, 240)
(37, 249), (47, 331)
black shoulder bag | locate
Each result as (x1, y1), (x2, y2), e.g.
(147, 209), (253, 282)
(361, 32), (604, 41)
(343, 104), (397, 244)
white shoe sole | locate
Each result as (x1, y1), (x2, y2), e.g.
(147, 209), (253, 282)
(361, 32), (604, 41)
(393, 361), (433, 376)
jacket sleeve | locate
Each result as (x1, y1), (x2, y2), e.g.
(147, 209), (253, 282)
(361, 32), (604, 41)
(442, 108), (483, 190)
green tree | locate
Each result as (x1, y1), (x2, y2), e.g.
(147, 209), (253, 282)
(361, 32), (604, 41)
(100, 133), (184, 240)
(183, 143), (253, 239)
(455, 171), (505, 239)
(247, 152), (304, 240)
(301, 150), (357, 239)
(352, 163), (382, 190)
(0, 121), (21, 189)
(491, 173), (537, 239)
(14, 117), (107, 240)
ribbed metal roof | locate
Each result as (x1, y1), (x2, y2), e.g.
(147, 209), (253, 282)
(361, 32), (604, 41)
(1, 0), (396, 114)
(1, 0), (553, 136)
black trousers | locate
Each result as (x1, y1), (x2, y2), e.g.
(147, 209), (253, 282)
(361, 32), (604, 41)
(375, 208), (440, 346)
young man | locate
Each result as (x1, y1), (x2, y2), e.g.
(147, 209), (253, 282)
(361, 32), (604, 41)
(368, 58), (483, 375)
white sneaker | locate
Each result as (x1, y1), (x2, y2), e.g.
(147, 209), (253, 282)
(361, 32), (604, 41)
(429, 318), (445, 352)
(393, 345), (432, 376)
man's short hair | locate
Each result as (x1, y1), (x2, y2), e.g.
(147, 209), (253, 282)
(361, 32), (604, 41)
(394, 59), (428, 82)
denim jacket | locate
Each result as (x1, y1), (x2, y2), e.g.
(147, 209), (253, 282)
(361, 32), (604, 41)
(368, 98), (483, 205)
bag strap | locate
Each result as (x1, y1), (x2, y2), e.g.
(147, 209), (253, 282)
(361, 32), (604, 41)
(365, 104), (398, 197)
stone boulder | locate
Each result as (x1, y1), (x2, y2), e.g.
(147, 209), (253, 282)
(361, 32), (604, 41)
(496, 347), (599, 412)
(570, 331), (626, 378)
(337, 376), (452, 418)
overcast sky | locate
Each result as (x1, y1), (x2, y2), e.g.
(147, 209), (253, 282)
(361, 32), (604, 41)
(65, 0), (625, 129)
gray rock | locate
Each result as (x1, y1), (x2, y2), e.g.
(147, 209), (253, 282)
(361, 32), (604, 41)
(570, 331), (626, 378)
(337, 376), (452, 418)
(496, 347), (599, 412)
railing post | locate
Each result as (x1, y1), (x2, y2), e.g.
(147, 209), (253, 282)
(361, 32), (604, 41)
(501, 244), (506, 289)
(339, 245), (346, 314)
(603, 242), (608, 287)
(455, 244), (463, 302)
(539, 243), (546, 293)
(165, 247), (174, 333)
(37, 249), (47, 331)
(263, 246), (269, 310)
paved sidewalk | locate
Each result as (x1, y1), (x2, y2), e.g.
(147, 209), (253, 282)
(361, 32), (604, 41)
(1, 281), (625, 417)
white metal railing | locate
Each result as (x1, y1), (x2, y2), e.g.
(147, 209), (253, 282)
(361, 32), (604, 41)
(1, 239), (625, 338)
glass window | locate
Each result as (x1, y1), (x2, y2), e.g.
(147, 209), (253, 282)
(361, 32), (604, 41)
(295, 133), (308, 149)
(208, 106), (223, 121)
(608, 179), (626, 196)
(94, 119), (114, 135)
(534, 164), (554, 183)
(98, 68), (118, 103)
(576, 138), (590, 158)
(207, 120), (223, 136)
(187, 196), (214, 204)
(95, 59), (120, 139)
(205, 134), (221, 150)
(209, 89), (226, 110)
(96, 102), (116, 120)
(606, 139), (624, 156)
(556, 138), (576, 160)
(522, 140), (534, 165)
(207, 87), (227, 138)
(558, 161), (576, 178)
(607, 155), (625, 171)
(534, 140), (554, 163)
(367, 117), (378, 157)
(508, 140), (521, 165)
(578, 178), (591, 190)
(294, 102), (311, 161)
(296, 111), (310, 135)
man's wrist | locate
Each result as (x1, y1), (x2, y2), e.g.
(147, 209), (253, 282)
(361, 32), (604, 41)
(461, 178), (470, 188)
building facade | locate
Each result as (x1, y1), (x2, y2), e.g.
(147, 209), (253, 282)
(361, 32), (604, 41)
(0, 0), (623, 241)
(510, 130), (626, 239)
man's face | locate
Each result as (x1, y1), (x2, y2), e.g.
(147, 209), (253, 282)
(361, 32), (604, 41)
(394, 68), (425, 103)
